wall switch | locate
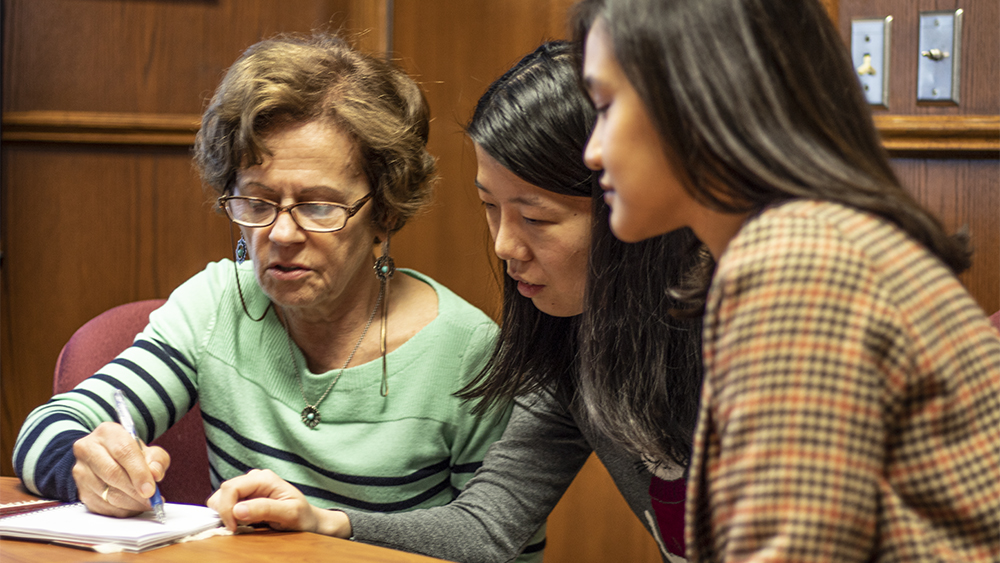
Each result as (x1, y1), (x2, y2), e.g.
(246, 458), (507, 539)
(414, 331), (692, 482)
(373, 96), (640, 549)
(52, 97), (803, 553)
(918, 9), (963, 103)
(851, 17), (892, 107)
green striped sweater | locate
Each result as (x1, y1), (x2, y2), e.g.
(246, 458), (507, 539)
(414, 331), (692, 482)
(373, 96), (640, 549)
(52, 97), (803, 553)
(15, 260), (510, 520)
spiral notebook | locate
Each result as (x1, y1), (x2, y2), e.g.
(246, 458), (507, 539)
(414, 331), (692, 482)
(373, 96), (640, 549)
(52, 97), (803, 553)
(0, 501), (221, 552)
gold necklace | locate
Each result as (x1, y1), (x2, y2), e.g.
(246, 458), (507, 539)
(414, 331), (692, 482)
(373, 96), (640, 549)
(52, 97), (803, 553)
(284, 288), (383, 429)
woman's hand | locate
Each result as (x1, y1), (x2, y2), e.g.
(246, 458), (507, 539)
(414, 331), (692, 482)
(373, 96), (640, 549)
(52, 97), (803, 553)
(208, 469), (353, 538)
(71, 421), (170, 517)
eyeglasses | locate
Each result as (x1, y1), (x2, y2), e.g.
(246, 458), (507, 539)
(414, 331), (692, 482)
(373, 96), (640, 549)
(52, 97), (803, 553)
(218, 192), (373, 233)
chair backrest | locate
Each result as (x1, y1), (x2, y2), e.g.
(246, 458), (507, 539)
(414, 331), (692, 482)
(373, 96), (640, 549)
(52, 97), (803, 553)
(54, 299), (212, 505)
(990, 309), (1000, 332)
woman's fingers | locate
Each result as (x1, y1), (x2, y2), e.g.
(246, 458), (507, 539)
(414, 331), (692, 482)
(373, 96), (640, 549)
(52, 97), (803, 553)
(209, 469), (272, 529)
(208, 469), (315, 532)
(209, 469), (286, 530)
(206, 470), (352, 537)
(71, 422), (164, 515)
(229, 496), (316, 531)
(207, 476), (246, 530)
(71, 464), (148, 517)
(143, 445), (171, 482)
(95, 482), (148, 517)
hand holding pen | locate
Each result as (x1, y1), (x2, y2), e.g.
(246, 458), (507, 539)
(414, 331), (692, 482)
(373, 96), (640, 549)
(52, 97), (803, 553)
(112, 389), (166, 523)
(70, 390), (172, 521)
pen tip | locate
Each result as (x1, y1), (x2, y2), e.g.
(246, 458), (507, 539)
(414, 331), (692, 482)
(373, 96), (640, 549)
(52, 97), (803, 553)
(154, 505), (167, 524)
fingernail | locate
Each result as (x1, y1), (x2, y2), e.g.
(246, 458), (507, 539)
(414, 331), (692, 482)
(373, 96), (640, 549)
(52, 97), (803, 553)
(234, 504), (249, 519)
(141, 482), (155, 497)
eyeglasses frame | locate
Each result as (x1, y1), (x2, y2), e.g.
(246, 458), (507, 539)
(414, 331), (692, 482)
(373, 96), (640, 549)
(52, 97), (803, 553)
(217, 192), (373, 233)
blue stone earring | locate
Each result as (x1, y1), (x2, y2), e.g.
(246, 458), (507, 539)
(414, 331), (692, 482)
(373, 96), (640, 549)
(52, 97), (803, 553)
(374, 234), (394, 397)
(235, 236), (249, 265)
(374, 234), (395, 281)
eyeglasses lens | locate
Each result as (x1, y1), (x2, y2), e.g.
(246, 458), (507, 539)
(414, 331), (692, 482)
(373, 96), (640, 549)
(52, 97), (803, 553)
(225, 198), (348, 231)
(295, 204), (347, 230)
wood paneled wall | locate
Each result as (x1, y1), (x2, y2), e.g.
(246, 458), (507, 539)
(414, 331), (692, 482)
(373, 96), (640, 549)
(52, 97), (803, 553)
(838, 0), (999, 316)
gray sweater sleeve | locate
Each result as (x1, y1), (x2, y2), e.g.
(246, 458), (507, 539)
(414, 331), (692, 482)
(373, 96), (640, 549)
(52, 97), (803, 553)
(344, 389), (592, 563)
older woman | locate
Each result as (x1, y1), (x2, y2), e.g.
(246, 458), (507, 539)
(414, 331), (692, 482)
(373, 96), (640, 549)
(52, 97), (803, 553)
(13, 32), (507, 531)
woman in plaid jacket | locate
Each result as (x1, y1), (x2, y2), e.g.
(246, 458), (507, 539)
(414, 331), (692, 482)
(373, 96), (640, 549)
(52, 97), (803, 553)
(574, 0), (1000, 561)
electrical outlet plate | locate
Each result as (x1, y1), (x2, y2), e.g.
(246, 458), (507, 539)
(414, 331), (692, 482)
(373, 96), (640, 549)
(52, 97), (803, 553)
(851, 17), (892, 107)
(918, 9), (963, 103)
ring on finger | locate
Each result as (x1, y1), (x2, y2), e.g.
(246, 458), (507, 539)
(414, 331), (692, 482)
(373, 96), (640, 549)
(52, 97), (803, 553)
(101, 484), (110, 502)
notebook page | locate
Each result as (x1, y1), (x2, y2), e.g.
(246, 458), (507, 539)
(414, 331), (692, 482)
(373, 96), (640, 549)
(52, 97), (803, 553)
(0, 502), (221, 552)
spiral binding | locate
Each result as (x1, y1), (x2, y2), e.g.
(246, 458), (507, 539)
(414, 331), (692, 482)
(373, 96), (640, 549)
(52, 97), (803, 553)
(0, 499), (65, 518)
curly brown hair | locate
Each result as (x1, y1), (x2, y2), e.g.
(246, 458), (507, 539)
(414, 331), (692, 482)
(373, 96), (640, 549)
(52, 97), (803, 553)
(194, 32), (436, 236)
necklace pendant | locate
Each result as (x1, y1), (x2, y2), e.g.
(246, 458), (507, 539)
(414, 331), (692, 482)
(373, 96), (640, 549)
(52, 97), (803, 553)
(301, 405), (321, 429)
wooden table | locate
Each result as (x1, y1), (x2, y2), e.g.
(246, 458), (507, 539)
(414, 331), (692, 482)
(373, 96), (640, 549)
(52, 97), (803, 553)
(0, 477), (446, 563)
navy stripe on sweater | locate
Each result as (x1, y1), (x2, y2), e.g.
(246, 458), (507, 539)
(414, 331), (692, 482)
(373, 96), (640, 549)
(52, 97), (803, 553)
(295, 476), (453, 512)
(133, 339), (197, 408)
(451, 461), (483, 475)
(208, 440), (252, 474)
(151, 337), (195, 372)
(91, 374), (159, 443)
(14, 412), (84, 477)
(68, 388), (118, 421)
(109, 359), (178, 429)
(34, 429), (88, 501)
(207, 440), (456, 512)
(38, 403), (90, 428)
(208, 460), (224, 486)
(202, 411), (452, 486)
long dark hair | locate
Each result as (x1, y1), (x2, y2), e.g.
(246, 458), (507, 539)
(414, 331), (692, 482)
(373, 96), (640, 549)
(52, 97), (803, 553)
(581, 214), (704, 466)
(458, 41), (593, 410)
(458, 41), (704, 467)
(573, 0), (971, 283)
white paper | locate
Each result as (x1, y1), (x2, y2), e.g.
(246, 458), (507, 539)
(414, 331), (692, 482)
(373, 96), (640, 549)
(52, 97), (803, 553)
(0, 502), (221, 552)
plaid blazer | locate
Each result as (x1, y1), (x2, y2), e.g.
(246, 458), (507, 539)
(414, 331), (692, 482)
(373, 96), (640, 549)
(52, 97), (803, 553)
(687, 200), (1000, 562)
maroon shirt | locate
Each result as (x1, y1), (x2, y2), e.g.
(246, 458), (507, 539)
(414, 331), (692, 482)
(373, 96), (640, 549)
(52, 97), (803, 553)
(649, 476), (686, 558)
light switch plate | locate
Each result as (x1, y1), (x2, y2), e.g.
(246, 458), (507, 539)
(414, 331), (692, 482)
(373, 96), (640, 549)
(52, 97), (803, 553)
(851, 17), (892, 107)
(918, 9), (963, 103)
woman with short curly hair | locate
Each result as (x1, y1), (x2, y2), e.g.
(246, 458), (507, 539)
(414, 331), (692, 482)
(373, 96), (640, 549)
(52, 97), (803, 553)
(14, 33), (509, 541)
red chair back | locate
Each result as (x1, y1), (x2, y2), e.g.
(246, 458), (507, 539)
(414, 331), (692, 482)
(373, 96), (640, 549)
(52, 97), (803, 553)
(990, 309), (1000, 332)
(54, 300), (212, 505)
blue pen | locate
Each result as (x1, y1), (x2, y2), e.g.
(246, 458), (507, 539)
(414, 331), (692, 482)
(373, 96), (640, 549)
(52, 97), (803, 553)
(113, 389), (166, 524)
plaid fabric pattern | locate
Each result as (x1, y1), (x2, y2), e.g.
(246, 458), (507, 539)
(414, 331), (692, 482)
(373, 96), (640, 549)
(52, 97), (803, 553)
(687, 200), (1000, 562)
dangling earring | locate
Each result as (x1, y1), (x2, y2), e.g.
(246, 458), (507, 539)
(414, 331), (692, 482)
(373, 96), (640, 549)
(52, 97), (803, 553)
(235, 236), (249, 265)
(228, 227), (270, 322)
(374, 233), (395, 396)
